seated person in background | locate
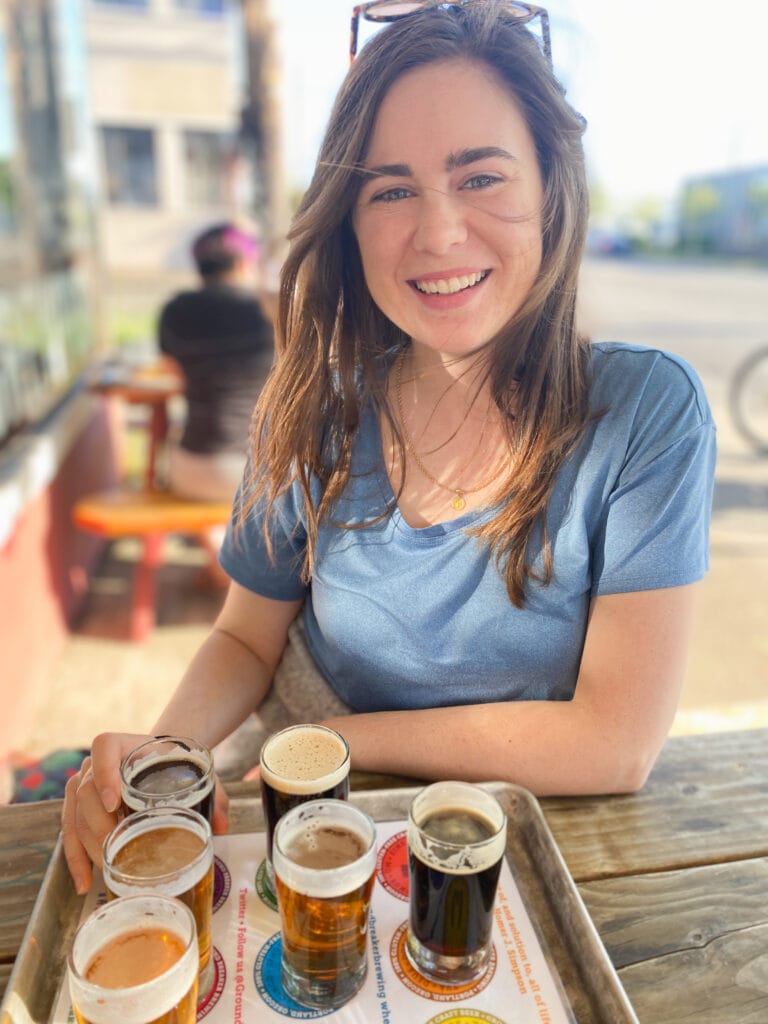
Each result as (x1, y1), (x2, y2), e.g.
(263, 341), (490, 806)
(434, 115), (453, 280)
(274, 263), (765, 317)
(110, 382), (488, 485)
(159, 222), (275, 507)
(64, 2), (717, 894)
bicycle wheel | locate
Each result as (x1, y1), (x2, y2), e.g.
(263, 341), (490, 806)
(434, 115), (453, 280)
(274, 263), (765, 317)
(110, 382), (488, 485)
(729, 346), (768, 454)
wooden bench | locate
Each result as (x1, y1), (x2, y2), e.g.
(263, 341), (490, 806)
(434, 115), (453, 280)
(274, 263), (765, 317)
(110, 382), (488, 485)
(72, 487), (232, 641)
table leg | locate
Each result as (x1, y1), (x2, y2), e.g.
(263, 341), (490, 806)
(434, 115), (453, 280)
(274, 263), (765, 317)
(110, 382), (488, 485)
(130, 532), (164, 641)
(145, 403), (169, 491)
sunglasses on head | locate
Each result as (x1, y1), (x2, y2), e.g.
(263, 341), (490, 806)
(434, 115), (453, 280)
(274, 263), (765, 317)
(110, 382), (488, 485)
(349, 0), (551, 64)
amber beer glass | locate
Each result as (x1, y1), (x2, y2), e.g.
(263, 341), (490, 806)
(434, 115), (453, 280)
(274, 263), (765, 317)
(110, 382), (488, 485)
(120, 736), (214, 824)
(406, 781), (507, 984)
(67, 893), (198, 1024)
(259, 724), (350, 878)
(102, 807), (215, 998)
(272, 799), (377, 1009)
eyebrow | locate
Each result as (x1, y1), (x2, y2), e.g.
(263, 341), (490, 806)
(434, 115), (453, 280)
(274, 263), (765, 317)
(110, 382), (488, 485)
(362, 146), (517, 180)
(446, 146), (518, 170)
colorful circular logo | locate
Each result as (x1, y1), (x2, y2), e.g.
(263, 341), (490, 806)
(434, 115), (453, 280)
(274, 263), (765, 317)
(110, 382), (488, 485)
(253, 933), (332, 1018)
(197, 946), (226, 1018)
(375, 829), (409, 901)
(213, 855), (231, 912)
(425, 1011), (509, 1024)
(255, 858), (278, 911)
(389, 921), (497, 1002)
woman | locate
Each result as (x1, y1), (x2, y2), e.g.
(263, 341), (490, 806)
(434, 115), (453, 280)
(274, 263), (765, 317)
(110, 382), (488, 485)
(63, 1), (715, 893)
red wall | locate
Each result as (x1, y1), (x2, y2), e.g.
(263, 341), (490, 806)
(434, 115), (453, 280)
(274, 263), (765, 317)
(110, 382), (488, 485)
(0, 398), (121, 761)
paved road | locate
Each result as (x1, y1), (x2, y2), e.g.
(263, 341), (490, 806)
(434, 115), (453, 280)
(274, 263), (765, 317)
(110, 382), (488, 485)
(580, 257), (768, 732)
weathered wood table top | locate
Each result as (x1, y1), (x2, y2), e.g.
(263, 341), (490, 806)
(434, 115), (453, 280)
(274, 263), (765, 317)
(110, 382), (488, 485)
(1, 728), (766, 1023)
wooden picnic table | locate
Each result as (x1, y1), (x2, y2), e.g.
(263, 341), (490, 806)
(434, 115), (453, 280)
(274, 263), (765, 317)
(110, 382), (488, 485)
(88, 362), (183, 491)
(1, 727), (766, 1022)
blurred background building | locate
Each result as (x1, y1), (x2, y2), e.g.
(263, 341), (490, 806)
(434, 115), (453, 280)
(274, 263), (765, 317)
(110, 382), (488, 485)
(678, 165), (768, 261)
(87, 0), (283, 305)
(0, 0), (278, 757)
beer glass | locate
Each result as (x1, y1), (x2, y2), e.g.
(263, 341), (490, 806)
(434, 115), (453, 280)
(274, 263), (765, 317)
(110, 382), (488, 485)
(120, 736), (214, 824)
(67, 893), (198, 1024)
(272, 798), (377, 1009)
(406, 781), (507, 984)
(259, 723), (350, 880)
(102, 806), (215, 998)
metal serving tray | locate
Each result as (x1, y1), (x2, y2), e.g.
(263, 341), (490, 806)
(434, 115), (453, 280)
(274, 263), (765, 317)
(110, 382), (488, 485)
(1, 783), (638, 1024)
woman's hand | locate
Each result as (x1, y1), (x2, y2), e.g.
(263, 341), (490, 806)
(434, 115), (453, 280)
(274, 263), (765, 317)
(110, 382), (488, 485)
(61, 733), (151, 894)
(61, 732), (231, 895)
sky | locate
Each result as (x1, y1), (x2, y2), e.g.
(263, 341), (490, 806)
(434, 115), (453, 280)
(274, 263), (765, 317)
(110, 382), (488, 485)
(267, 0), (768, 218)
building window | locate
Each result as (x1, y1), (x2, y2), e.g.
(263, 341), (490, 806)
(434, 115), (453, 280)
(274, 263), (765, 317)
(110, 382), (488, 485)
(101, 126), (157, 205)
(183, 130), (230, 207)
(175, 0), (226, 13)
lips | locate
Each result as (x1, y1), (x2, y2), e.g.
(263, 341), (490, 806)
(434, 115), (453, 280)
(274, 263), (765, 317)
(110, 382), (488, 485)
(411, 269), (489, 295)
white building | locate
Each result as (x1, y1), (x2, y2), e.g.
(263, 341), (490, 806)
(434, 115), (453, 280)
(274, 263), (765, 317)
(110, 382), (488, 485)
(85, 0), (259, 281)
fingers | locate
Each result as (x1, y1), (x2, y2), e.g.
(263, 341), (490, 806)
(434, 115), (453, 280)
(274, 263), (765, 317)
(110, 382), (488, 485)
(242, 764), (261, 783)
(62, 766), (93, 895)
(61, 733), (149, 894)
(61, 757), (117, 895)
(74, 766), (119, 867)
(90, 732), (149, 814)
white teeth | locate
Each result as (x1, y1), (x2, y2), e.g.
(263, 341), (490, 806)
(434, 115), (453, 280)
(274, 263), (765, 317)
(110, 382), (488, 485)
(414, 270), (487, 295)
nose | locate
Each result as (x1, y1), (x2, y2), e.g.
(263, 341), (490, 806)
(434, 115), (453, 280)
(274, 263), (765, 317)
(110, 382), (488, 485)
(412, 188), (468, 255)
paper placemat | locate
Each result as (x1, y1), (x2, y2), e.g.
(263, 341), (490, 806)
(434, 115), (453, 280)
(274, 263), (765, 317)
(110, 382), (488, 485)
(53, 822), (572, 1024)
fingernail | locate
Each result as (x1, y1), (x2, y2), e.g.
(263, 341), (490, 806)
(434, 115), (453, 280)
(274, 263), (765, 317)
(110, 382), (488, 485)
(100, 788), (118, 812)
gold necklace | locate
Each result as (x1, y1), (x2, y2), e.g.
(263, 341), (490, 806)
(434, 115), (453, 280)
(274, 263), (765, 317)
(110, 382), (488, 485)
(394, 350), (507, 512)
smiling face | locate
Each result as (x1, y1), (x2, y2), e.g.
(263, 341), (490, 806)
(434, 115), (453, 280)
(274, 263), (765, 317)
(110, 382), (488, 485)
(352, 58), (544, 363)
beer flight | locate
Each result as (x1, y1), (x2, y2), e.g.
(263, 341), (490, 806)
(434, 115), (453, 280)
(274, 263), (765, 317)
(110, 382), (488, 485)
(66, 726), (508, 1021)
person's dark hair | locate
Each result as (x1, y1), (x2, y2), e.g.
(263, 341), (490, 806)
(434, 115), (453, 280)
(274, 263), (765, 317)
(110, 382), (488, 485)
(246, 3), (592, 607)
(192, 222), (259, 280)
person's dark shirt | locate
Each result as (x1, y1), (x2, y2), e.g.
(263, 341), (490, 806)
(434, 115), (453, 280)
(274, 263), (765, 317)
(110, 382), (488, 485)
(159, 283), (273, 455)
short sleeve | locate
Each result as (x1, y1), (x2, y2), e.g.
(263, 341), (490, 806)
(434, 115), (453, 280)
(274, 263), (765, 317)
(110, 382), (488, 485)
(590, 351), (717, 595)
(218, 483), (309, 601)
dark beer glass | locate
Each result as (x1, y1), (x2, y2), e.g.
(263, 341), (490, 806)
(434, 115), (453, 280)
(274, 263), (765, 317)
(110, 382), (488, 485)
(272, 799), (377, 1009)
(102, 807), (215, 1000)
(67, 893), (198, 1024)
(120, 736), (214, 824)
(406, 781), (507, 984)
(259, 724), (350, 880)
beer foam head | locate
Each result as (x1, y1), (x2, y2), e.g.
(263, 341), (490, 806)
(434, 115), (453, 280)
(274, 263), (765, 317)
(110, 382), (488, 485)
(272, 799), (376, 899)
(103, 807), (213, 897)
(408, 781), (507, 875)
(260, 724), (350, 794)
(68, 894), (198, 1024)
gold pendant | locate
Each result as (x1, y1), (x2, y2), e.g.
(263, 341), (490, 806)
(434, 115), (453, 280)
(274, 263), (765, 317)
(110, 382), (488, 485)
(451, 494), (467, 511)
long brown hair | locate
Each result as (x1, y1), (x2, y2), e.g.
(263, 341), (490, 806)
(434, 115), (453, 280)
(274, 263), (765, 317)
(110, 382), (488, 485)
(243, 3), (592, 607)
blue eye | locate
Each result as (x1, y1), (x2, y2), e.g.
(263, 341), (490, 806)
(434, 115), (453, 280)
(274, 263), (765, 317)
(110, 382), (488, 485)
(372, 186), (412, 203)
(463, 173), (502, 190)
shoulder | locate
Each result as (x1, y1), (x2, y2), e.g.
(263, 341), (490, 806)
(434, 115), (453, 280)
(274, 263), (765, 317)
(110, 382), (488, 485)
(589, 341), (712, 430)
(214, 288), (273, 332)
(159, 290), (202, 328)
(161, 290), (199, 314)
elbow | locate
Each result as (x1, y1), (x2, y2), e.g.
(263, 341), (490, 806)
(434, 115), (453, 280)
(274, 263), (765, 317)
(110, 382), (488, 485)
(604, 742), (659, 794)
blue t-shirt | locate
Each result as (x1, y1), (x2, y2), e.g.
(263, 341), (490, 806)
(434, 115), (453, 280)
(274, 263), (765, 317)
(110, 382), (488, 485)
(220, 343), (716, 712)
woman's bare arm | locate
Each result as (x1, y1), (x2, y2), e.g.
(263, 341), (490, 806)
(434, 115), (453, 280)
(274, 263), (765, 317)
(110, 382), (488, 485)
(62, 583), (303, 891)
(323, 585), (697, 796)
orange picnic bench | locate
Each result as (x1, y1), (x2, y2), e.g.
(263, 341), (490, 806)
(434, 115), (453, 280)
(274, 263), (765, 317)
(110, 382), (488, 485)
(72, 487), (232, 641)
